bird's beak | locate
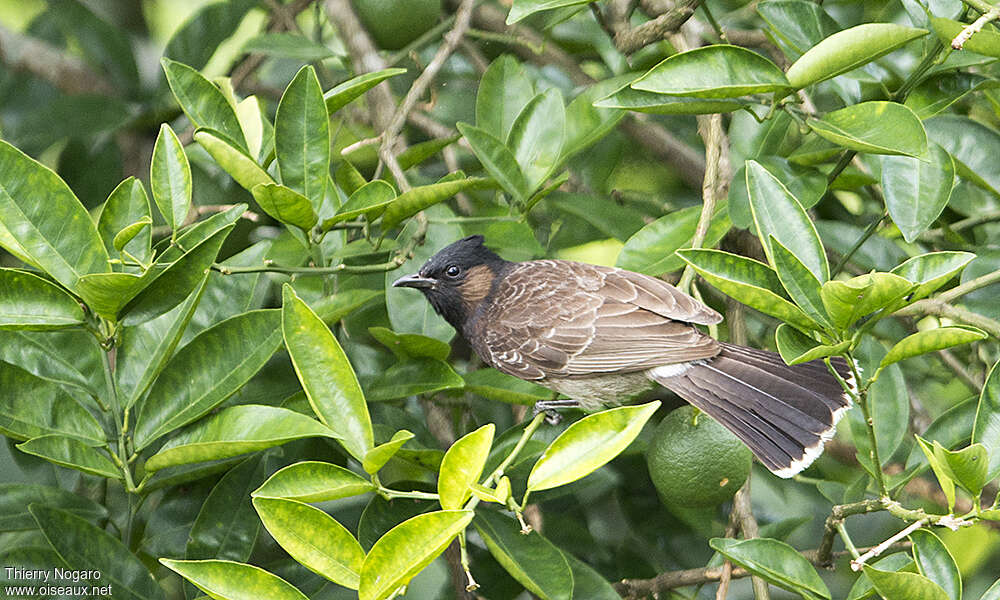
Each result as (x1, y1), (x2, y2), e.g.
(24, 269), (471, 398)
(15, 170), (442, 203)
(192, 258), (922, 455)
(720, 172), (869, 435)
(392, 273), (436, 289)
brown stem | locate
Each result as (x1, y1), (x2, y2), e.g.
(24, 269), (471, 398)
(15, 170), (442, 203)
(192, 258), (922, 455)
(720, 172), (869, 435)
(0, 25), (113, 95)
(613, 0), (702, 54)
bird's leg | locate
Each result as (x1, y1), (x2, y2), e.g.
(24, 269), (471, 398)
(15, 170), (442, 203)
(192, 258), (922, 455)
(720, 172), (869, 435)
(532, 395), (581, 425)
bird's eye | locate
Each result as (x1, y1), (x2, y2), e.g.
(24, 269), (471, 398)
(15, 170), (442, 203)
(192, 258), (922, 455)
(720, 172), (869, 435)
(445, 265), (461, 278)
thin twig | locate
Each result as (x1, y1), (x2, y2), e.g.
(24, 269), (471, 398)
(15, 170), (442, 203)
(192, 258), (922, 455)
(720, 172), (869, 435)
(613, 0), (702, 54)
(678, 112), (727, 293)
(952, 6), (1000, 49)
(851, 519), (926, 571)
(376, 0), (475, 190)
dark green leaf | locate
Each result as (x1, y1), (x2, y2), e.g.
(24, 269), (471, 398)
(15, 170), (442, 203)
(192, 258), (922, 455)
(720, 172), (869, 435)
(617, 205), (731, 276)
(98, 177), (152, 264)
(17, 436), (119, 479)
(910, 529), (961, 600)
(506, 0), (594, 24)
(0, 140), (110, 290)
(31, 505), (165, 600)
(324, 68), (408, 115)
(133, 310), (283, 451)
(974, 359), (1000, 481)
(775, 323), (849, 364)
(769, 236), (831, 329)
(710, 537), (830, 600)
(462, 368), (552, 406)
(457, 122), (530, 203)
(508, 89), (565, 192)
(595, 83), (749, 114)
(926, 115), (1000, 196)
(880, 327), (986, 369)
(151, 123), (192, 234)
(905, 72), (1000, 119)
(0, 362), (104, 444)
(242, 33), (339, 61)
(0, 483), (107, 532)
(323, 180), (396, 228)
(368, 327), (451, 360)
(366, 358), (464, 401)
(164, 0), (258, 70)
(891, 252), (975, 302)
(251, 183), (318, 231)
(0, 269), (84, 330)
(474, 509), (573, 600)
(863, 565), (950, 600)
(758, 0), (840, 59)
(729, 157), (826, 229)
(162, 57), (246, 150)
(882, 143), (955, 242)
(476, 55), (534, 139)
(187, 455), (269, 562)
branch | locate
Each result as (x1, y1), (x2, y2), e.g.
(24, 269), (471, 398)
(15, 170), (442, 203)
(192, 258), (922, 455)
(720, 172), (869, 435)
(678, 111), (727, 293)
(952, 6), (1000, 49)
(613, 0), (702, 54)
(896, 299), (1000, 339)
(0, 25), (113, 95)
(614, 543), (912, 598)
(376, 0), (475, 190)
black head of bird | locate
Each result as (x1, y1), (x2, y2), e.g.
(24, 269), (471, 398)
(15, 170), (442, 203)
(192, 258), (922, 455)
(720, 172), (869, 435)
(394, 235), (855, 478)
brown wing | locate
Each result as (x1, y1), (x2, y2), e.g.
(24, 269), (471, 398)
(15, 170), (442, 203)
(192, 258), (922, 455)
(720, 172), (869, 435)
(474, 260), (722, 380)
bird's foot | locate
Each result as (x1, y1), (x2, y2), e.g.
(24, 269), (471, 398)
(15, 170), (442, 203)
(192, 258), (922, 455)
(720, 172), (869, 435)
(532, 398), (580, 425)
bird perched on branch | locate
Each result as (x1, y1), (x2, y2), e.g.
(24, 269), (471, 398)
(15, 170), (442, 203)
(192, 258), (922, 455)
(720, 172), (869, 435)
(393, 235), (854, 478)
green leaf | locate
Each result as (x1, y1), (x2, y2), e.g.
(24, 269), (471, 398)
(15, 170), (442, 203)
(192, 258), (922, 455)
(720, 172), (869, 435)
(820, 273), (913, 331)
(311, 288), (383, 324)
(439, 424), (495, 510)
(366, 358), (465, 402)
(775, 323), (850, 365)
(17, 435), (119, 479)
(0, 362), (104, 444)
(891, 252), (975, 302)
(462, 368), (552, 406)
(757, 0), (840, 59)
(729, 157), (826, 229)
(564, 552), (620, 600)
(164, 0), (258, 70)
(905, 72), (1000, 120)
(251, 183), (318, 231)
(617, 204), (731, 276)
(981, 580), (1000, 600)
(31, 505), (165, 600)
(457, 122), (530, 203)
(474, 509), (573, 600)
(863, 565), (950, 600)
(276, 65), (330, 209)
(187, 455), (268, 563)
(677, 248), (820, 332)
(935, 442), (990, 496)
(324, 68), (408, 115)
(253, 461), (374, 501)
(0, 140), (110, 290)
(161, 559), (308, 600)
(747, 160), (829, 282)
(76, 271), (156, 321)
(369, 327), (451, 360)
(902, 399), (976, 479)
(562, 80), (625, 161)
(398, 134), (462, 171)
(910, 529), (961, 600)
(916, 436), (957, 511)
(362, 430), (414, 474)
(527, 401), (660, 492)
(0, 269), (84, 330)
(254, 497), (365, 589)
(595, 83), (749, 114)
(241, 32), (339, 61)
(133, 310), (283, 450)
(144, 405), (340, 472)
(931, 16), (1000, 58)
(0, 483), (107, 532)
(98, 177), (152, 264)
(151, 124), (192, 234)
(807, 102), (927, 157)
(769, 236), (831, 329)
(847, 553), (914, 600)
(506, 0), (593, 24)
(881, 143), (955, 243)
(358, 510), (474, 600)
(710, 537), (830, 600)
(380, 177), (493, 230)
(476, 55), (534, 139)
(0, 329), (101, 395)
(323, 180), (396, 228)
(49, 0), (140, 94)
(974, 359), (1000, 481)
(926, 115), (1000, 196)
(113, 218), (152, 252)
(880, 327), (986, 369)
(121, 224), (233, 325)
(195, 128), (274, 192)
(162, 57), (246, 150)
(118, 280), (207, 409)
(632, 45), (792, 98)
(282, 285), (373, 461)
(786, 23), (928, 89)
(508, 89), (565, 192)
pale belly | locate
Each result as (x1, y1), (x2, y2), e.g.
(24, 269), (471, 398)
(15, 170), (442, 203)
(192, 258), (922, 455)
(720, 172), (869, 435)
(541, 371), (659, 411)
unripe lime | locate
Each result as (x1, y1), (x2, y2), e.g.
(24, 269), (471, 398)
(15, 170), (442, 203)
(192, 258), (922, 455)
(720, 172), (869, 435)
(353, 0), (443, 50)
(646, 405), (752, 508)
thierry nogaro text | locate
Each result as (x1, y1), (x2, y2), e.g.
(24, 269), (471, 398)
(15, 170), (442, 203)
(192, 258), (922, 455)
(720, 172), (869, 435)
(4, 567), (111, 597)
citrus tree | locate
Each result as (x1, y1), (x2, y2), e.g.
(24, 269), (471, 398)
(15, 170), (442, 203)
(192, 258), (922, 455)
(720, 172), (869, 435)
(0, 0), (999, 599)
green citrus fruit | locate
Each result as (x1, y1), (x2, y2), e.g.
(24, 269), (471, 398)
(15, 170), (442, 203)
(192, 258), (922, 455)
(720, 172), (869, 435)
(646, 405), (752, 508)
(353, 0), (443, 50)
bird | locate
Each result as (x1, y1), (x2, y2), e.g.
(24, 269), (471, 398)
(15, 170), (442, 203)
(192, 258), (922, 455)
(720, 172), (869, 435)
(393, 235), (855, 478)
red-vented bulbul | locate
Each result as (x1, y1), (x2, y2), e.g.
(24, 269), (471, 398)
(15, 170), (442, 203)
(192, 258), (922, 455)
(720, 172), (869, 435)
(393, 235), (854, 478)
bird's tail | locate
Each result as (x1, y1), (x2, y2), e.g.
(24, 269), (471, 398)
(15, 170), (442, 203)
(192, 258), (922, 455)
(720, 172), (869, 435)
(648, 343), (855, 478)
